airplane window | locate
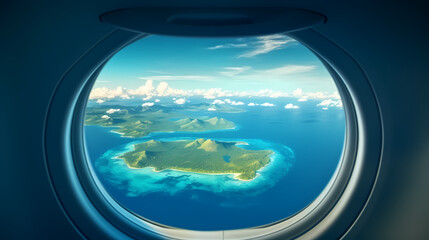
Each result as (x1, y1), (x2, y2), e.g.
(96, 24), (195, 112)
(84, 34), (345, 231)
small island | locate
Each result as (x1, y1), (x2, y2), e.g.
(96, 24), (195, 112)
(85, 105), (236, 137)
(118, 139), (274, 180)
(181, 103), (245, 113)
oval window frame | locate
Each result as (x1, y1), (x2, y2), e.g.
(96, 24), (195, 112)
(44, 28), (382, 240)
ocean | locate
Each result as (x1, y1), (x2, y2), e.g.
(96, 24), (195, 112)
(84, 97), (345, 230)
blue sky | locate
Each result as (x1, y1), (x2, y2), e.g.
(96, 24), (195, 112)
(94, 34), (337, 94)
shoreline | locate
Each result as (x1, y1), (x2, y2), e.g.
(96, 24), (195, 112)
(108, 125), (238, 139)
(255, 151), (276, 173)
(116, 157), (261, 182)
(145, 166), (255, 182)
(106, 133), (280, 183)
(118, 152), (275, 182)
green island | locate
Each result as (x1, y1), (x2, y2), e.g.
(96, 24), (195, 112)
(118, 138), (274, 180)
(181, 103), (245, 113)
(85, 105), (236, 138)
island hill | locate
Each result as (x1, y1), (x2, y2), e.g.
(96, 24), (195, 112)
(85, 105), (236, 138)
(118, 138), (274, 181)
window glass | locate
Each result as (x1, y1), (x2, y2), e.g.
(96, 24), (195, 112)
(84, 35), (345, 230)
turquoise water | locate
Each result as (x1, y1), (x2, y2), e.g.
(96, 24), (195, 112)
(85, 97), (345, 230)
(95, 137), (293, 197)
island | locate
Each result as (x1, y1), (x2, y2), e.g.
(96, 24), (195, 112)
(118, 138), (274, 180)
(180, 103), (245, 113)
(85, 105), (236, 137)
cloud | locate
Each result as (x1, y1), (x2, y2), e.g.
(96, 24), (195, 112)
(269, 91), (289, 98)
(248, 102), (275, 106)
(212, 99), (243, 106)
(139, 76), (214, 82)
(322, 107), (328, 110)
(142, 102), (154, 107)
(297, 98), (308, 102)
(203, 88), (223, 99)
(262, 65), (316, 76)
(238, 34), (296, 58)
(207, 107), (217, 111)
(292, 88), (303, 97)
(155, 99), (160, 102)
(333, 91), (341, 99)
(121, 94), (131, 99)
(101, 115), (110, 119)
(222, 64), (317, 85)
(285, 103), (299, 109)
(164, 88), (193, 97)
(156, 82), (169, 95)
(106, 109), (120, 114)
(231, 101), (244, 105)
(212, 99), (226, 105)
(128, 80), (154, 96)
(204, 95), (216, 99)
(317, 99), (343, 108)
(93, 81), (341, 101)
(207, 43), (248, 50)
(219, 66), (251, 77)
(260, 103), (275, 107)
(174, 98), (186, 105)
(89, 86), (127, 99)
(96, 99), (105, 104)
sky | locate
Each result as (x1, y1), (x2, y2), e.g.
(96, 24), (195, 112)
(91, 34), (340, 101)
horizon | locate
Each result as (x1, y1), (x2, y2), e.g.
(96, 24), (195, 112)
(89, 34), (341, 105)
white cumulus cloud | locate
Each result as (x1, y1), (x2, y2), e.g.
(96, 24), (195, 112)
(203, 88), (224, 99)
(91, 80), (341, 101)
(142, 102), (154, 107)
(293, 88), (303, 97)
(208, 107), (217, 111)
(231, 101), (245, 105)
(174, 98), (186, 105)
(128, 80), (154, 96)
(89, 86), (127, 99)
(120, 94), (131, 99)
(317, 99), (343, 108)
(261, 103), (275, 107)
(285, 103), (299, 109)
(155, 99), (160, 102)
(212, 99), (226, 105)
(248, 103), (257, 106)
(156, 81), (169, 96)
(101, 115), (110, 119)
(106, 109), (120, 114)
(96, 99), (105, 104)
(297, 98), (308, 102)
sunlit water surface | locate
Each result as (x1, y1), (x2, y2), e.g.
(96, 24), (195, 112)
(85, 97), (345, 230)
